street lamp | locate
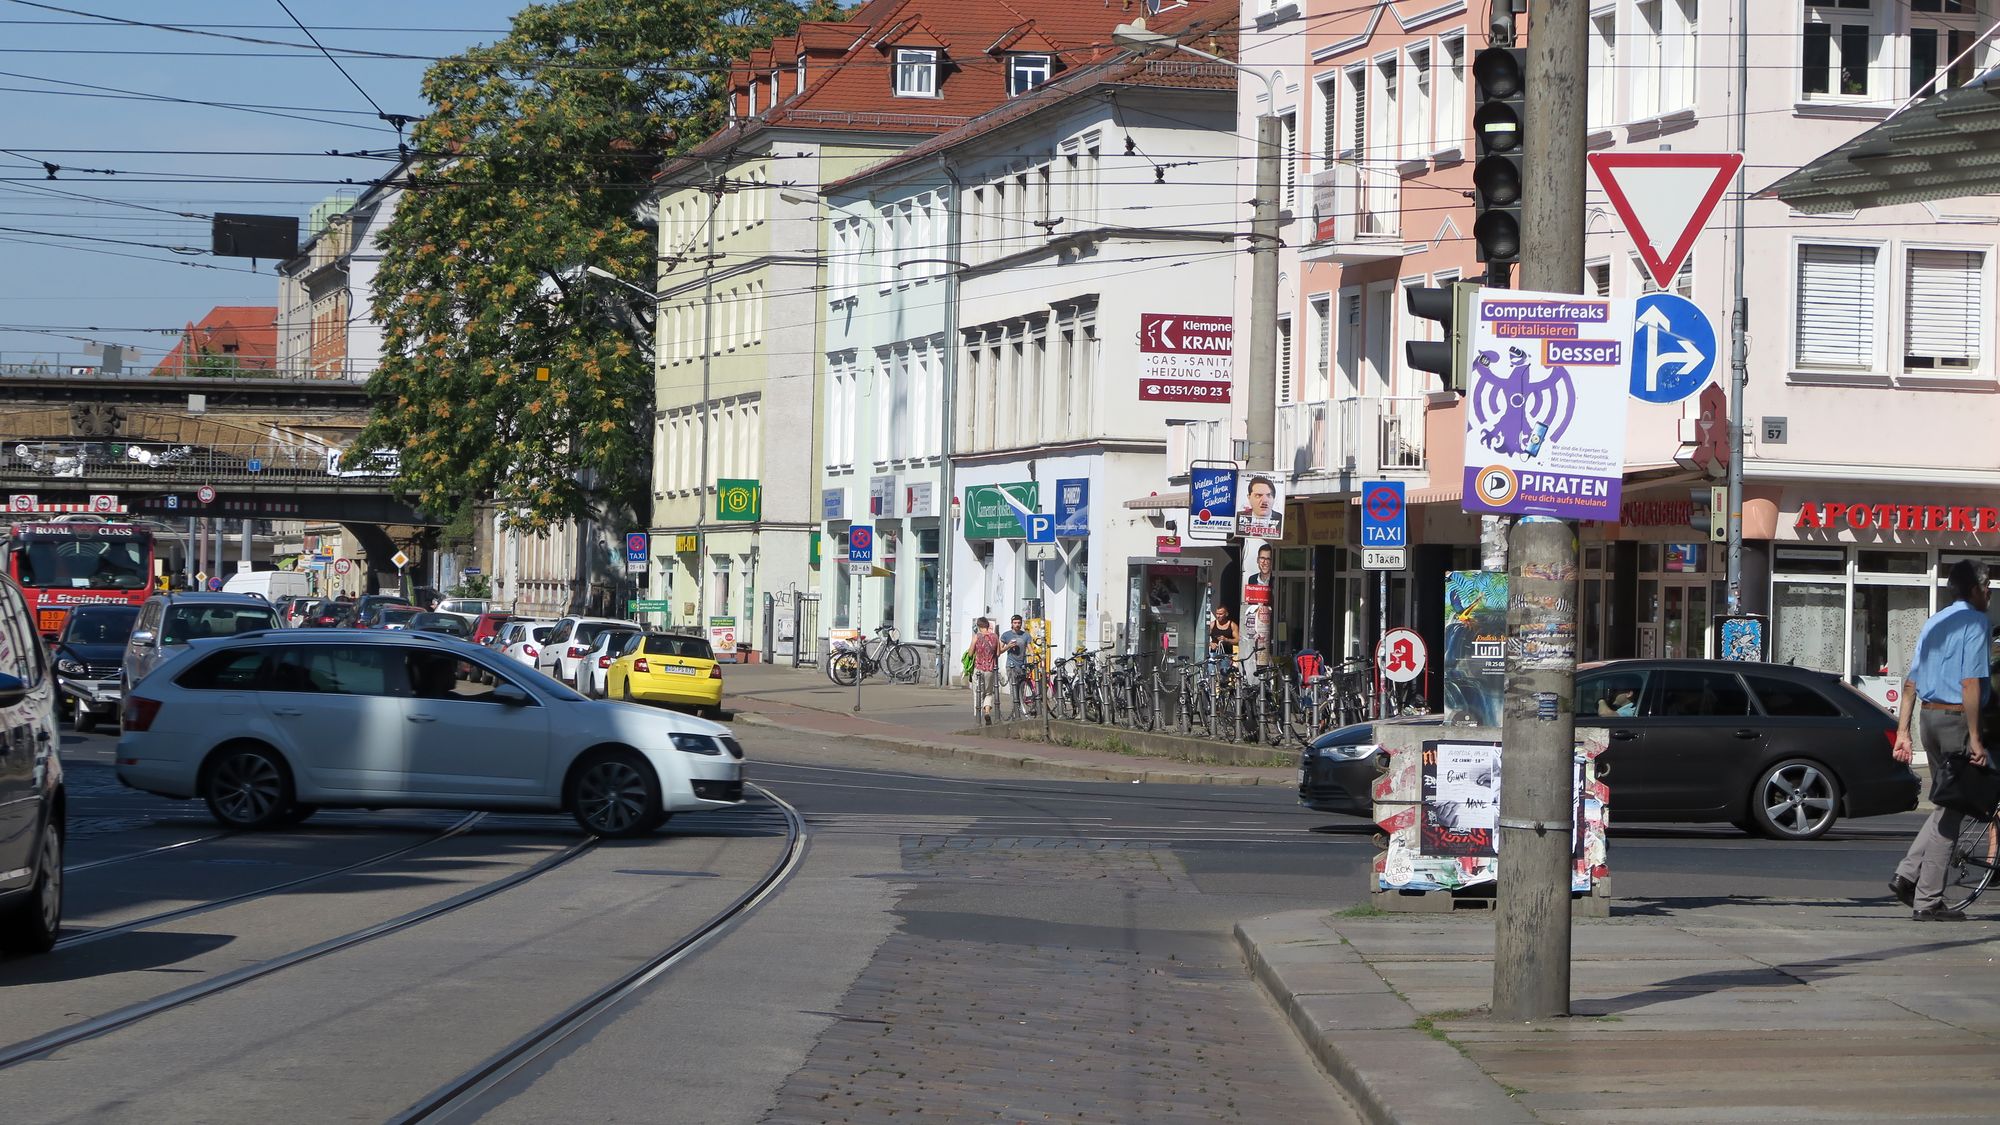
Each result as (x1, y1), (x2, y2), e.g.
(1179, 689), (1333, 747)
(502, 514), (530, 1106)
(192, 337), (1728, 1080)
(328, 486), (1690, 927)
(1111, 18), (1279, 476)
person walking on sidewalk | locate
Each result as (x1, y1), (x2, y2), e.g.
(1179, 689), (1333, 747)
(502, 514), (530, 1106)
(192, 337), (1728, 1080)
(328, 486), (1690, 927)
(1000, 614), (1031, 718)
(970, 617), (1002, 725)
(1891, 559), (1991, 921)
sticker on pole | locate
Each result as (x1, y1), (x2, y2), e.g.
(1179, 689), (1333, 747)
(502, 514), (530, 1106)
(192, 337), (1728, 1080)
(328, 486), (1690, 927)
(1377, 627), (1427, 683)
(1587, 152), (1742, 290)
(1629, 294), (1717, 404)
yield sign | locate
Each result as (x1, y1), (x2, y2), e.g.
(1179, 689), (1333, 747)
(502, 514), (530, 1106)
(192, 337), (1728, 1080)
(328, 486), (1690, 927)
(1588, 153), (1743, 290)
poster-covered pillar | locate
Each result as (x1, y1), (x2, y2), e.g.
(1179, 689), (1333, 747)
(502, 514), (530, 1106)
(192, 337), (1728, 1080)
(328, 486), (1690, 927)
(1237, 472), (1284, 668)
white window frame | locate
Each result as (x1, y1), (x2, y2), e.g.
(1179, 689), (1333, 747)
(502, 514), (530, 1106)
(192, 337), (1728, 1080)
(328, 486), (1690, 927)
(1630, 253), (1694, 298)
(894, 48), (940, 98)
(1309, 293), (1332, 399)
(1403, 42), (1433, 162)
(1900, 242), (1990, 380)
(1588, 7), (1617, 131)
(1435, 32), (1466, 155)
(1801, 1), (1885, 102)
(1009, 54), (1052, 96)
(1791, 238), (1888, 377)
(1316, 74), (1342, 169)
(1276, 313), (1295, 405)
(1908, 1), (1982, 100)
(1279, 110), (1299, 213)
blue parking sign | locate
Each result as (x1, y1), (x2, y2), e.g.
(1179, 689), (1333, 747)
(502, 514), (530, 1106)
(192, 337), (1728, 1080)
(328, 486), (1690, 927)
(1360, 481), (1406, 548)
(848, 524), (874, 562)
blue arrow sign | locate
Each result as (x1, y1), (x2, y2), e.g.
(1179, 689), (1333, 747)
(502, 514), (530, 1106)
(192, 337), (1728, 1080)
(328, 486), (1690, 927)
(1360, 481), (1407, 548)
(1629, 293), (1716, 404)
(1025, 513), (1056, 544)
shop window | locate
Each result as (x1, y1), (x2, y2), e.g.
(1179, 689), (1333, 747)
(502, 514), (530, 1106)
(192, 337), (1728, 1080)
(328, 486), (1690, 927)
(1774, 546), (1847, 575)
(1774, 580), (1844, 674)
(880, 530), (898, 629)
(833, 531), (851, 627)
(916, 528), (940, 641)
(1851, 586), (1927, 681)
(1858, 549), (1926, 574)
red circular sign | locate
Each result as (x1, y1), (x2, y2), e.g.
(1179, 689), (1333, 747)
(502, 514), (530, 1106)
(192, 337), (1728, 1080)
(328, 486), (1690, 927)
(1198, 508), (1213, 521)
(1364, 486), (1403, 523)
(197, 485), (216, 505)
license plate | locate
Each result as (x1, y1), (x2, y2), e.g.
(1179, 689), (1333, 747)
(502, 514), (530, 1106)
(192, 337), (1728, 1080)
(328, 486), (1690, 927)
(1298, 767), (1308, 786)
(663, 665), (699, 676)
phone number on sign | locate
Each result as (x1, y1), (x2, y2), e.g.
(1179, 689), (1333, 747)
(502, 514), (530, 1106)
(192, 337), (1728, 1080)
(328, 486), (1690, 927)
(1140, 380), (1232, 402)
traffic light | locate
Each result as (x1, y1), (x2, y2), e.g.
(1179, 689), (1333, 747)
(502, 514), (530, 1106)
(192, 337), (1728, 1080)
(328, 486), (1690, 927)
(1404, 281), (1481, 394)
(1471, 46), (1526, 264)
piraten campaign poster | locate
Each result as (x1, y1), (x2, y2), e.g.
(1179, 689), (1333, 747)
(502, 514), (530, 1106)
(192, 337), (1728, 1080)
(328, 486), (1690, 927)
(1461, 289), (1634, 521)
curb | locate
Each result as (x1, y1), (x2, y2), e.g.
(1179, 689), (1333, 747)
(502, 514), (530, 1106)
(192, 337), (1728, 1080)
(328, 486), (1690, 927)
(1235, 912), (1538, 1125)
(732, 709), (1295, 786)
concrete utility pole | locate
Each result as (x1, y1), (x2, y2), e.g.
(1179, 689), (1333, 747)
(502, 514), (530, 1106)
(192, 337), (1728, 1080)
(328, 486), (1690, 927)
(1725, 0), (1749, 614)
(1493, 0), (1588, 1023)
(1246, 112), (1280, 477)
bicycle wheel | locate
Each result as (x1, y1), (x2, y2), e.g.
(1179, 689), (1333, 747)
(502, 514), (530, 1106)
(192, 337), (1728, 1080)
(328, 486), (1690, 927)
(1946, 812), (1998, 912)
(883, 643), (923, 683)
(1129, 680), (1155, 732)
(828, 651), (860, 687)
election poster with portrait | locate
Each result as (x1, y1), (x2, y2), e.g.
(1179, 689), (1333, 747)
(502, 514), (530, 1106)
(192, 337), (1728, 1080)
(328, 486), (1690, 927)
(1235, 472), (1284, 539)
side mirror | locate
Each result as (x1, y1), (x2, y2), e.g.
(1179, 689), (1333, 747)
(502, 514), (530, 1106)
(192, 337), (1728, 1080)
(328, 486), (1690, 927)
(130, 631), (155, 645)
(491, 682), (532, 707)
(0, 672), (25, 707)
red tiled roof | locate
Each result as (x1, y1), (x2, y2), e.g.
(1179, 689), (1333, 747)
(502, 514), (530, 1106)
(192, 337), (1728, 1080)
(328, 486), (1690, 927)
(825, 0), (1239, 192)
(149, 306), (278, 376)
(660, 0), (1154, 182)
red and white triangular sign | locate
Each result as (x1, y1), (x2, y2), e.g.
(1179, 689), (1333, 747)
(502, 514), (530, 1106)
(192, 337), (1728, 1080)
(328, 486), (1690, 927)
(1588, 153), (1743, 290)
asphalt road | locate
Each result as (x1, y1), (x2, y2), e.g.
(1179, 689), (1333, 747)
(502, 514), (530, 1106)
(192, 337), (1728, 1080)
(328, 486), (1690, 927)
(1, 724), (1929, 1123)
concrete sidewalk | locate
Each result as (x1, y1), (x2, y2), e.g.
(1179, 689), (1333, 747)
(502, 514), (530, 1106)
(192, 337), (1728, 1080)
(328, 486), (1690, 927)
(721, 662), (1298, 786)
(1238, 903), (2000, 1124)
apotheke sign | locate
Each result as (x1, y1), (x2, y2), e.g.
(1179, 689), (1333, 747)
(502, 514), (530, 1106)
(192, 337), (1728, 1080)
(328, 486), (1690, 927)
(1797, 501), (2000, 534)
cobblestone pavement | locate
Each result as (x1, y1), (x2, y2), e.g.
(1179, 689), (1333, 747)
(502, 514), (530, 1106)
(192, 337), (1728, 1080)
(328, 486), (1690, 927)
(761, 836), (1357, 1124)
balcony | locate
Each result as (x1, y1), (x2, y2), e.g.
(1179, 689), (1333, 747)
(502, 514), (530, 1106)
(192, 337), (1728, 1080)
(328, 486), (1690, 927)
(1167, 418), (1232, 471)
(1302, 166), (1404, 265)
(1274, 396), (1428, 484)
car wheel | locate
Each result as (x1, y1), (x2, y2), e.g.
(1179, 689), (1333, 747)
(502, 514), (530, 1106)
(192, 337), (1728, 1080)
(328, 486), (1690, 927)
(1750, 758), (1841, 841)
(201, 744), (295, 831)
(567, 750), (662, 838)
(0, 821), (62, 954)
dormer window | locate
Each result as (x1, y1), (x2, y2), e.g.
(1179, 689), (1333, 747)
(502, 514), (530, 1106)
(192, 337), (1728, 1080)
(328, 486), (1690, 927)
(748, 81), (759, 116)
(1008, 54), (1052, 96)
(769, 70), (780, 105)
(895, 48), (940, 97)
(796, 54), (807, 89)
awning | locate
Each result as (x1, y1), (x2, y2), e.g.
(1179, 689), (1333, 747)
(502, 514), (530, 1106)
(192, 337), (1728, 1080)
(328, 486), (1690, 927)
(1128, 555), (1211, 568)
(1348, 485), (1461, 506)
(1124, 489), (1189, 511)
(1766, 67), (2000, 212)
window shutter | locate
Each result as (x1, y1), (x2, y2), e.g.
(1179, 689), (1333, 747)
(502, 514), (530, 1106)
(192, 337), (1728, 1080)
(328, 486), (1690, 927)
(1905, 249), (1982, 370)
(1795, 245), (1877, 368)
(1277, 317), (1294, 405)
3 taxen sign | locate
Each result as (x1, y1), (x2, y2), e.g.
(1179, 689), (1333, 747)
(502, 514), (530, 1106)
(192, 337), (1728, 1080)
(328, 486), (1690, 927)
(1137, 313), (1233, 403)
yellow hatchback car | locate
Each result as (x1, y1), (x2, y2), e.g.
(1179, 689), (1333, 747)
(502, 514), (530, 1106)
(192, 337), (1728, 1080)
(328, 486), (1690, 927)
(606, 632), (724, 715)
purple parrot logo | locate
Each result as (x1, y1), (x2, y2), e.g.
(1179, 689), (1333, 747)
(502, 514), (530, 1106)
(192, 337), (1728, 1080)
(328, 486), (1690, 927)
(1467, 346), (1576, 457)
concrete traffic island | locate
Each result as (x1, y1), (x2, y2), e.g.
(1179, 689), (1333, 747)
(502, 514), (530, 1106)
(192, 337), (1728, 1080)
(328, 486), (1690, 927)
(1239, 905), (2000, 1123)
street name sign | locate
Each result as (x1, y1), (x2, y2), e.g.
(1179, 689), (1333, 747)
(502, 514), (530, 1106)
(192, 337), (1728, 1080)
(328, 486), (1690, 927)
(1587, 152), (1743, 290)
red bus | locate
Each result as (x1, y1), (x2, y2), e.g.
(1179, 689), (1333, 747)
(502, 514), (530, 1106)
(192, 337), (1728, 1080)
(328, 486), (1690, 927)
(5, 521), (156, 638)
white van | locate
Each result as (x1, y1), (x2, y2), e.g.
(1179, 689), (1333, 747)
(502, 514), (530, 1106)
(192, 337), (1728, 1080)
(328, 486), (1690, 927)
(221, 570), (314, 602)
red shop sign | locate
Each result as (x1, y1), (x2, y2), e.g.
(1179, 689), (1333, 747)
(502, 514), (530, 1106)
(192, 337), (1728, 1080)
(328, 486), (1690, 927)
(1796, 501), (2000, 534)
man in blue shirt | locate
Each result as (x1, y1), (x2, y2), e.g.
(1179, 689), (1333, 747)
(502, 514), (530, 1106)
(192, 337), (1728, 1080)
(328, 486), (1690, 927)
(1891, 559), (1992, 921)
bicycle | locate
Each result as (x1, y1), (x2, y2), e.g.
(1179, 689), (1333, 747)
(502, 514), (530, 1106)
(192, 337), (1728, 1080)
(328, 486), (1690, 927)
(1946, 808), (1999, 911)
(828, 624), (923, 686)
(1005, 661), (1043, 720)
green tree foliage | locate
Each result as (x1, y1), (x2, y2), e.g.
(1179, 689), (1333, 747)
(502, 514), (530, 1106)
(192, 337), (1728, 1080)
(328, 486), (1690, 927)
(361, 0), (839, 532)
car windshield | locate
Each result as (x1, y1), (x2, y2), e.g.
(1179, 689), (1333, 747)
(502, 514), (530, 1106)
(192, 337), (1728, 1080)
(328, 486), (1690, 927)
(381, 608), (421, 625)
(642, 634), (714, 660)
(61, 605), (140, 644)
(17, 535), (152, 590)
(161, 605), (279, 644)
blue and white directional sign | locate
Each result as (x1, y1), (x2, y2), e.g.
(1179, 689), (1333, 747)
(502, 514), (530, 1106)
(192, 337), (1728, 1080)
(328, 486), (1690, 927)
(1025, 513), (1056, 544)
(847, 524), (874, 562)
(1360, 481), (1407, 548)
(1629, 293), (1716, 404)
(247, 458), (263, 474)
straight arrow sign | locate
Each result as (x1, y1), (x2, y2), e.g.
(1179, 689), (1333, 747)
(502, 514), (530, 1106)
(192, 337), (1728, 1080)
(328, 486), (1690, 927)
(1588, 153), (1742, 290)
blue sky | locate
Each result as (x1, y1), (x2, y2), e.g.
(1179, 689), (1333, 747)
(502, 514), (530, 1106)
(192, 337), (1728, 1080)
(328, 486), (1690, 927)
(0, 1), (520, 367)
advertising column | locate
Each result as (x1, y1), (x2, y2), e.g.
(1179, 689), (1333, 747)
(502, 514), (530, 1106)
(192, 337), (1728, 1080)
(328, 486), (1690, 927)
(1237, 474), (1284, 668)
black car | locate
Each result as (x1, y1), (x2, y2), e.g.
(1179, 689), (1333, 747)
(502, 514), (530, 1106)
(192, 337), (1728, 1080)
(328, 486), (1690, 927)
(53, 603), (140, 731)
(406, 612), (471, 638)
(0, 574), (64, 954)
(353, 596), (417, 629)
(1300, 659), (1920, 841)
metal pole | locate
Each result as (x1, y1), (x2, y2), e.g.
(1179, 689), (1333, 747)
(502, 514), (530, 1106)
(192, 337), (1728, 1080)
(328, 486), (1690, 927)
(240, 519), (251, 572)
(938, 161), (964, 685)
(1494, 0), (1587, 1024)
(1377, 568), (1388, 718)
(696, 181), (720, 626)
(1245, 111), (1281, 477)
(1725, 0), (1749, 614)
(185, 517), (196, 586)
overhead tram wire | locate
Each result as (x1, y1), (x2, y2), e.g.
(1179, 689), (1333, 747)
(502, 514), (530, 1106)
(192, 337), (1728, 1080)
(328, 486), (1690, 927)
(270, 0), (421, 137)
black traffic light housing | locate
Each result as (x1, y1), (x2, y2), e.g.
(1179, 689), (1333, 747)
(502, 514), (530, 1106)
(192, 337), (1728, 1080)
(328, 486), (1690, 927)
(1403, 281), (1481, 395)
(1471, 47), (1526, 264)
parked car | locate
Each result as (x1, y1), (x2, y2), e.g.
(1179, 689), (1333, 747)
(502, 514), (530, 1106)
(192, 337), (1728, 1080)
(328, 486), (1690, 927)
(471, 612), (516, 647)
(353, 596), (417, 629)
(500, 620), (557, 669)
(607, 632), (725, 716)
(538, 616), (638, 687)
(53, 603), (140, 731)
(406, 612), (472, 638)
(1298, 659), (1920, 841)
(435, 598), (489, 622)
(377, 606), (423, 631)
(114, 630), (746, 837)
(124, 593), (281, 691)
(580, 627), (643, 698)
(302, 600), (356, 628)
(0, 573), (66, 954)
